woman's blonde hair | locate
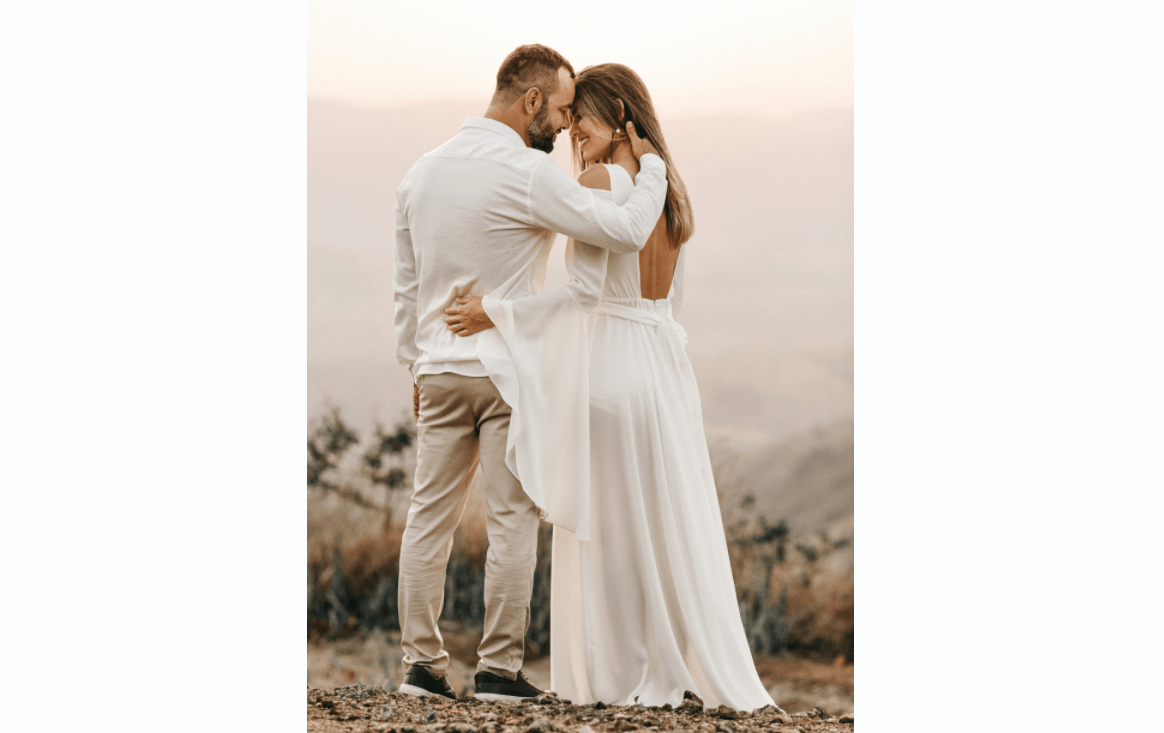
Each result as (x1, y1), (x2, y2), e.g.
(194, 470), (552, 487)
(570, 64), (694, 248)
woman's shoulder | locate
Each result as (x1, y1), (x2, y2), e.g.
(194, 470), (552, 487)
(577, 164), (611, 191)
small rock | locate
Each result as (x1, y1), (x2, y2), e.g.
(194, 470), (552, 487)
(425, 710), (437, 722)
(447, 724), (476, 733)
(839, 713), (854, 724)
(594, 701), (607, 710)
(526, 715), (555, 733)
(374, 704), (395, 721)
(712, 706), (737, 720)
(676, 699), (702, 714)
(811, 706), (830, 719)
(682, 691), (705, 707)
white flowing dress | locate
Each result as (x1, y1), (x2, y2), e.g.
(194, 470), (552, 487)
(479, 164), (774, 711)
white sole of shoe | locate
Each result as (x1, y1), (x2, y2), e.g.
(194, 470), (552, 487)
(474, 693), (536, 702)
(399, 683), (444, 698)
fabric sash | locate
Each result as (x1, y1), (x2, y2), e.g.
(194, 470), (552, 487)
(591, 300), (690, 367)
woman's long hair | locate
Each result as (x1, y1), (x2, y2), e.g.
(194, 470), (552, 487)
(570, 64), (694, 248)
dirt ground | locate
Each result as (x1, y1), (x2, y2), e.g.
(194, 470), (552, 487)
(307, 685), (854, 733)
(307, 629), (853, 723)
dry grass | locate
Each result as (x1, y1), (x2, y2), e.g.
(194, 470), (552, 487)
(307, 416), (854, 663)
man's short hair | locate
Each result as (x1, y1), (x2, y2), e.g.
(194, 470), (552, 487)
(494, 44), (575, 105)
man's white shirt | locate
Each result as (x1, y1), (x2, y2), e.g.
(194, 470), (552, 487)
(393, 117), (668, 381)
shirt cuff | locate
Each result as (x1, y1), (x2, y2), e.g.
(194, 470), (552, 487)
(639, 153), (664, 170)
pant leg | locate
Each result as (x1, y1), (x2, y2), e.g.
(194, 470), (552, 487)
(398, 373), (480, 677)
(471, 377), (542, 679)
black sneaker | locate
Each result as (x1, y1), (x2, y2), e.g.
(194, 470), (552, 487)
(398, 665), (456, 700)
(473, 670), (545, 702)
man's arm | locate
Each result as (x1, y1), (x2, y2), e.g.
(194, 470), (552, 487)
(528, 122), (667, 254)
(393, 194), (421, 373)
(444, 174), (614, 338)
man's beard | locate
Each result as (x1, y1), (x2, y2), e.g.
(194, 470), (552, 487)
(528, 105), (556, 153)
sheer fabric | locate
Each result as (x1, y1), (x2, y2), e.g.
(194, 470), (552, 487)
(480, 164), (774, 710)
(477, 202), (609, 540)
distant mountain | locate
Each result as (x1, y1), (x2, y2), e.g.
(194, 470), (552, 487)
(695, 342), (853, 446)
(714, 418), (854, 536)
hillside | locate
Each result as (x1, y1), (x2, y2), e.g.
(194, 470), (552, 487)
(714, 418), (854, 536)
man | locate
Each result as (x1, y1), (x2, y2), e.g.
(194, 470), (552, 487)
(392, 44), (668, 701)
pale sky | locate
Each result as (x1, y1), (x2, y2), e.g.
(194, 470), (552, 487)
(308, 0), (852, 118)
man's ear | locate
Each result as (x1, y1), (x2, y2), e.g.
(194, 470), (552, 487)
(523, 88), (543, 116)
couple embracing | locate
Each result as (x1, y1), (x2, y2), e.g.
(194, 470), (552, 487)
(392, 44), (776, 712)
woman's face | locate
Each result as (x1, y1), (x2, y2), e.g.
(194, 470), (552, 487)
(571, 108), (617, 164)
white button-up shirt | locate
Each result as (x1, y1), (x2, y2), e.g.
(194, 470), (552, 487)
(393, 117), (668, 380)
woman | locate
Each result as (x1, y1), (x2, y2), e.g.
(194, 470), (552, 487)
(445, 64), (775, 711)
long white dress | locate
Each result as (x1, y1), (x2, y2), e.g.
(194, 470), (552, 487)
(479, 164), (774, 711)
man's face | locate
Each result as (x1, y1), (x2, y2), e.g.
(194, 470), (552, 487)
(528, 67), (575, 153)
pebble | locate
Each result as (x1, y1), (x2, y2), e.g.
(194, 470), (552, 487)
(713, 706), (738, 720)
(839, 713), (854, 724)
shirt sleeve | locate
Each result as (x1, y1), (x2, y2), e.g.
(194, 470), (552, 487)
(528, 153), (668, 254)
(392, 193), (420, 371)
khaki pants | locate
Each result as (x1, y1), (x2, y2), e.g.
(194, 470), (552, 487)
(398, 373), (540, 680)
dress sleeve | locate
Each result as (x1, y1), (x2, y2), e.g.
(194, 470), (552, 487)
(474, 207), (611, 542)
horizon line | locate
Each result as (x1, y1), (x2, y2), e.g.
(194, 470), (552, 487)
(307, 94), (853, 124)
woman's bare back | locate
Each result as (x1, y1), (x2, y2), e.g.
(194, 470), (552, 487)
(600, 160), (680, 300)
(637, 214), (679, 300)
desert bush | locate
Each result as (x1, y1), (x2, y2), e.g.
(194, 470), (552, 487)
(729, 516), (854, 661)
(307, 409), (853, 662)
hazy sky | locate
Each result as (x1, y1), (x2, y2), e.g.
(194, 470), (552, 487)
(308, 0), (853, 118)
(307, 2), (854, 444)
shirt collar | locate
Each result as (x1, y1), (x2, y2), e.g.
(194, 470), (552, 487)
(461, 117), (528, 149)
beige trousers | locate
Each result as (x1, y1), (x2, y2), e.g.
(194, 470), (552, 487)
(398, 373), (540, 680)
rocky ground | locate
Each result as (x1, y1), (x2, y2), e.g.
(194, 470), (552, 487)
(308, 631), (853, 716)
(307, 685), (855, 733)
